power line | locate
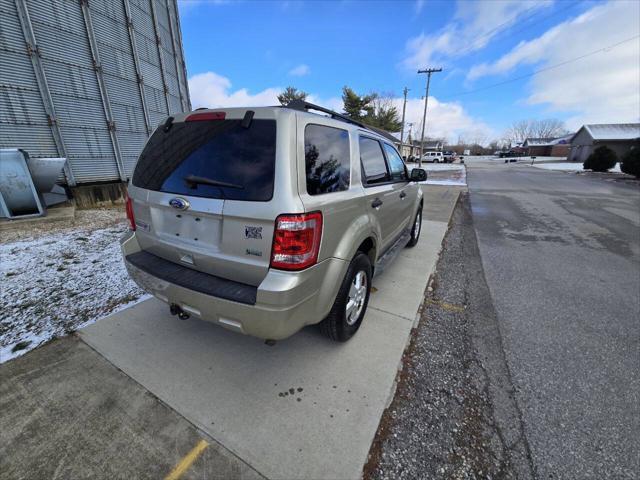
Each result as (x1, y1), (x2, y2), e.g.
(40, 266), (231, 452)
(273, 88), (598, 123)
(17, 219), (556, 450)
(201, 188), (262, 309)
(443, 35), (640, 100)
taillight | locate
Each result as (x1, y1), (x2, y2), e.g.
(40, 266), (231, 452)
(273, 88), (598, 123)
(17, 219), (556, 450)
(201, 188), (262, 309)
(125, 194), (136, 231)
(270, 212), (323, 271)
(185, 111), (226, 122)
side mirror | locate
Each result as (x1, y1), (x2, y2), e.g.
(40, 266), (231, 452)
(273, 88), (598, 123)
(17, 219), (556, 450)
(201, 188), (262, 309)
(410, 168), (427, 182)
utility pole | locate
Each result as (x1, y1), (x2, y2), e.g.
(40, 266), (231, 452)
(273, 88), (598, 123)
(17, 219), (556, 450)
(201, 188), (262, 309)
(406, 122), (414, 159)
(417, 67), (442, 166)
(399, 87), (409, 159)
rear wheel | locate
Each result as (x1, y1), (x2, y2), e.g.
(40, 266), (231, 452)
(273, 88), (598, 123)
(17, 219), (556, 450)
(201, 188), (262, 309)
(320, 253), (372, 342)
(406, 206), (422, 247)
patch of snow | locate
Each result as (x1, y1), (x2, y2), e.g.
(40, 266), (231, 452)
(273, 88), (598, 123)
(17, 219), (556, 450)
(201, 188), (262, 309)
(530, 162), (622, 173)
(0, 330), (52, 364)
(421, 179), (467, 186)
(0, 217), (145, 364)
(408, 164), (467, 186)
(406, 162), (465, 172)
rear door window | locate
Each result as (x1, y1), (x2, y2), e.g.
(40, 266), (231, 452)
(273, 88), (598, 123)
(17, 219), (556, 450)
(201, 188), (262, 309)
(305, 124), (350, 195)
(132, 119), (276, 201)
(383, 143), (407, 182)
(359, 137), (389, 185)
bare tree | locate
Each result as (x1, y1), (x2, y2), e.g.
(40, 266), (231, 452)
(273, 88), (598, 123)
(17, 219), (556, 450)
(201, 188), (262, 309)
(531, 119), (569, 138)
(506, 120), (534, 144)
(506, 118), (569, 144)
(468, 129), (488, 147)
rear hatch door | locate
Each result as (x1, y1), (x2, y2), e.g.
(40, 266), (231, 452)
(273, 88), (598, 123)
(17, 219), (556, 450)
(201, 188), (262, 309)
(129, 110), (278, 286)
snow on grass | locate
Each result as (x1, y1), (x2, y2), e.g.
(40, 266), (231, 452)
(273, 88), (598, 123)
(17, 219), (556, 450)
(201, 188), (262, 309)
(530, 162), (622, 173)
(0, 214), (145, 363)
(0, 330), (52, 364)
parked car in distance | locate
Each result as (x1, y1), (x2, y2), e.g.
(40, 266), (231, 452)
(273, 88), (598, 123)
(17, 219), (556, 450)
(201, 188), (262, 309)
(499, 150), (523, 158)
(421, 151), (444, 163)
(122, 101), (425, 343)
(442, 151), (457, 163)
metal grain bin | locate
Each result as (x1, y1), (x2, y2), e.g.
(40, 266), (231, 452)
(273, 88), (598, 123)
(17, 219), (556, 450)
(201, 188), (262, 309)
(0, 0), (190, 186)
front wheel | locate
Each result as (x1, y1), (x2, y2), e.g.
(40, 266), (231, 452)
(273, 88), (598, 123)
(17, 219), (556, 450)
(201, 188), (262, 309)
(406, 207), (422, 248)
(320, 253), (372, 342)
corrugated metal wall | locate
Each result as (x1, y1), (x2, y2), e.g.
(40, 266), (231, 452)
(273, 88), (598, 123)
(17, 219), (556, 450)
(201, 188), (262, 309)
(0, 0), (190, 185)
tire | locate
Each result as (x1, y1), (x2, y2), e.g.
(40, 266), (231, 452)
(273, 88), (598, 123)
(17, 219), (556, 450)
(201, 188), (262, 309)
(406, 206), (422, 248)
(320, 253), (372, 342)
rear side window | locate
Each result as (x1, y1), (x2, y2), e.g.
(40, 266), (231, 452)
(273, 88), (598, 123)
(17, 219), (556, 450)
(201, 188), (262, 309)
(383, 143), (407, 181)
(132, 119), (276, 201)
(359, 137), (389, 185)
(305, 124), (350, 195)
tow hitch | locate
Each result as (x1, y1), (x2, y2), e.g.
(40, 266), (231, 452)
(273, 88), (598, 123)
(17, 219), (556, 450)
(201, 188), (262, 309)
(170, 303), (190, 320)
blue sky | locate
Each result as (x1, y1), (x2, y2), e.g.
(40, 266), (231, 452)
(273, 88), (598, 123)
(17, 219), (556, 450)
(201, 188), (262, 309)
(178, 0), (640, 143)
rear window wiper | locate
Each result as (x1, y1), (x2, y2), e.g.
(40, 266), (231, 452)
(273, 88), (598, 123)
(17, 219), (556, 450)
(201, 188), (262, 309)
(184, 175), (244, 190)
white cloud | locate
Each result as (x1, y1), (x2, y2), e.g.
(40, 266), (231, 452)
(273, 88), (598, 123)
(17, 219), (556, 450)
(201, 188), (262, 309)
(288, 64), (311, 77)
(305, 94), (344, 113)
(188, 72), (281, 108)
(402, 0), (550, 69)
(389, 96), (493, 144)
(187, 72), (490, 143)
(467, 1), (640, 128)
(414, 0), (425, 15)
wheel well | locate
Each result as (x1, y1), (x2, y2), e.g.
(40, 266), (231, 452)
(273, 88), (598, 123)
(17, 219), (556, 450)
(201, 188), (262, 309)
(356, 237), (376, 268)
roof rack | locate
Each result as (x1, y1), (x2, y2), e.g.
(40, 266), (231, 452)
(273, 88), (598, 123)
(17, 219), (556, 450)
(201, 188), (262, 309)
(285, 100), (368, 129)
(285, 100), (400, 144)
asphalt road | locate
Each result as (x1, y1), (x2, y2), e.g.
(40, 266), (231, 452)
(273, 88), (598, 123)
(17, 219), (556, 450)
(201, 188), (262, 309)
(467, 162), (639, 478)
(366, 193), (533, 480)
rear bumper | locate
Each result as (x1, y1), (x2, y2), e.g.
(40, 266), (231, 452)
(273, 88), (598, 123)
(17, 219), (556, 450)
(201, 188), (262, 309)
(120, 231), (348, 340)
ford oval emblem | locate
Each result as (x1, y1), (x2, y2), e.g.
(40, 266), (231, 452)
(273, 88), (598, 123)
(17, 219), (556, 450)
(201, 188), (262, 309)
(169, 197), (190, 210)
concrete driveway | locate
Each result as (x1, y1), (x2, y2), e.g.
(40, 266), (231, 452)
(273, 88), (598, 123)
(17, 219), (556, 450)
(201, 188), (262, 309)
(72, 185), (463, 479)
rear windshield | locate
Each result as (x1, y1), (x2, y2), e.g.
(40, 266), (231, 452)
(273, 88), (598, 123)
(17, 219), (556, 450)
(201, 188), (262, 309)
(132, 119), (276, 201)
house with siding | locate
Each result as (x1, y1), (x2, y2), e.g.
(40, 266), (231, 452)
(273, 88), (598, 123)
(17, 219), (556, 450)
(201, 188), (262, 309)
(568, 124), (640, 162)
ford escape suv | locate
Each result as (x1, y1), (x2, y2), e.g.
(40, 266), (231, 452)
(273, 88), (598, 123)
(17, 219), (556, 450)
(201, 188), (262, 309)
(121, 101), (426, 342)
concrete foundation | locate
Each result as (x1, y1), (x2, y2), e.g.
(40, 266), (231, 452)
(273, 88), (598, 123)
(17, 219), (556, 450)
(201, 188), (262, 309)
(70, 182), (127, 209)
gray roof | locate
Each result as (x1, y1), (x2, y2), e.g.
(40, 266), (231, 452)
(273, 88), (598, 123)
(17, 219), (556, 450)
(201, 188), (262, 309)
(573, 123), (640, 142)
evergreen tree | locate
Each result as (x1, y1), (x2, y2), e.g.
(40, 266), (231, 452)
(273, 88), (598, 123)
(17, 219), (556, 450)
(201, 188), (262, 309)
(342, 87), (375, 120)
(341, 87), (402, 132)
(278, 86), (308, 106)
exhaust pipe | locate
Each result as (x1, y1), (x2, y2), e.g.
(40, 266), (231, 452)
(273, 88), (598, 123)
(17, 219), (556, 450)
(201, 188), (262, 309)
(170, 303), (190, 320)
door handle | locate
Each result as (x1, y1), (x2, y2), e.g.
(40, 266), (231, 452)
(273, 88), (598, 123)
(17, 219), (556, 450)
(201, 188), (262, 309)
(371, 198), (383, 209)
(399, 191), (407, 199)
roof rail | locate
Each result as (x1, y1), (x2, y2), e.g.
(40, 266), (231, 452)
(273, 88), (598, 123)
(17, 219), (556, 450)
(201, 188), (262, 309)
(285, 99), (368, 129)
(285, 100), (401, 144)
